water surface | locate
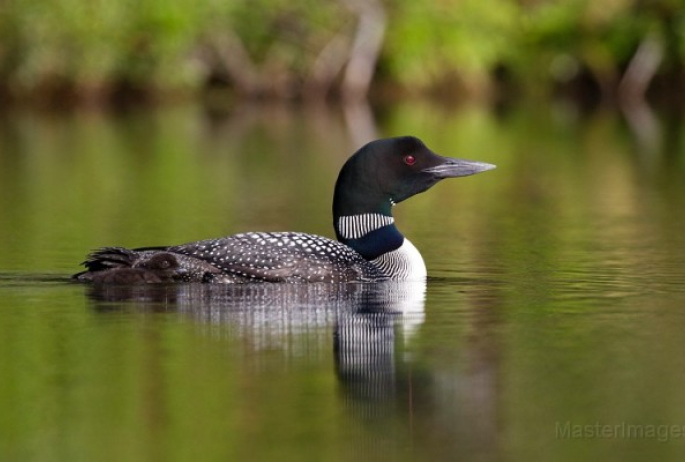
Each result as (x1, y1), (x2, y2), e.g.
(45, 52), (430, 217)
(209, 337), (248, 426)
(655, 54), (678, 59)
(1, 102), (685, 461)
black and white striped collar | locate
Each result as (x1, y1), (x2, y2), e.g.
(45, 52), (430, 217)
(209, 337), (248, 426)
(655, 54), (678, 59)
(336, 213), (394, 240)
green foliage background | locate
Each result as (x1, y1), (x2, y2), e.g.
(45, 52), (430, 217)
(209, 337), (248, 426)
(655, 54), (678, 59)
(0, 0), (683, 101)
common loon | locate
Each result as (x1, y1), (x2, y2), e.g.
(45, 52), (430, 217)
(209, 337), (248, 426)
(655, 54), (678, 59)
(73, 136), (495, 284)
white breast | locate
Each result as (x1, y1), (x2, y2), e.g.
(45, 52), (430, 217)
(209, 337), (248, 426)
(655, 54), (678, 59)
(371, 238), (427, 281)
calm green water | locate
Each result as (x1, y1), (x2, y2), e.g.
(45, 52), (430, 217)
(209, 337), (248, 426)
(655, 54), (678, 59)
(1, 102), (685, 461)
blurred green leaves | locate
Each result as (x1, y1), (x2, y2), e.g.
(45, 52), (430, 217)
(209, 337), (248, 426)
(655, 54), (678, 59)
(0, 0), (683, 102)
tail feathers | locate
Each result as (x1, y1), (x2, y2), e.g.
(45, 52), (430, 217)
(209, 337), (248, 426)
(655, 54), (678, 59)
(77, 246), (169, 272)
(72, 249), (126, 281)
(71, 247), (137, 281)
(73, 247), (160, 281)
(73, 246), (186, 283)
(80, 247), (141, 272)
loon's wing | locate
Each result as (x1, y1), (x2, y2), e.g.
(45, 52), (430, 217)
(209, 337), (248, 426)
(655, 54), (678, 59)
(168, 232), (384, 283)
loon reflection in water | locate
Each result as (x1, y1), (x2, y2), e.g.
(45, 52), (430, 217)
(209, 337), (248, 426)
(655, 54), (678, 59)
(88, 280), (425, 389)
(87, 281), (426, 340)
(87, 281), (426, 402)
(85, 280), (498, 457)
(74, 136), (495, 284)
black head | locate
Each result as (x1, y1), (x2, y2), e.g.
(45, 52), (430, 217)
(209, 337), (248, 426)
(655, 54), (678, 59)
(333, 136), (495, 217)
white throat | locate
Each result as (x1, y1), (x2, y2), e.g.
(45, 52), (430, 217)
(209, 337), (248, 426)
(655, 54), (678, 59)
(371, 238), (427, 281)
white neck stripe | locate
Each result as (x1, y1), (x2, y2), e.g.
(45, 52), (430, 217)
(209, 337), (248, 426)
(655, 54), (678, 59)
(337, 213), (394, 240)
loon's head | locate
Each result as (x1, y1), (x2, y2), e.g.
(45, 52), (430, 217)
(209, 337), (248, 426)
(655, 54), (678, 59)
(333, 136), (496, 217)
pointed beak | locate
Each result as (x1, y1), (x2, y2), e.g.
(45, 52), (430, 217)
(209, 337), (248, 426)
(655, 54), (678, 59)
(421, 157), (496, 179)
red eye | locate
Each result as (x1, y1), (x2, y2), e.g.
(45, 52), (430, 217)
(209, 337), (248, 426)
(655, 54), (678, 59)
(404, 155), (416, 166)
